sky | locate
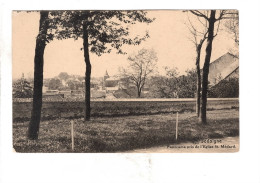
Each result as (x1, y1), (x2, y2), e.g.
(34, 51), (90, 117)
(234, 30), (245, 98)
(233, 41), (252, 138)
(12, 10), (237, 79)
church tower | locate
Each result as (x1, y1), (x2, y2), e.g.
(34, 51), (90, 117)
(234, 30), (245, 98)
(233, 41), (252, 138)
(104, 70), (109, 81)
(103, 70), (109, 90)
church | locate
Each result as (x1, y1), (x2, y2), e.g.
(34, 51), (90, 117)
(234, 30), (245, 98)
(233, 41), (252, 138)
(103, 70), (126, 92)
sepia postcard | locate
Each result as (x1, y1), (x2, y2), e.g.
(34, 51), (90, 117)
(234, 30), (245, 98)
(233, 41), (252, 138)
(12, 10), (239, 153)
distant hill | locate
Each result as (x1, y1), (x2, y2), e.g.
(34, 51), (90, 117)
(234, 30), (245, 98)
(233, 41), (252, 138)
(208, 52), (239, 86)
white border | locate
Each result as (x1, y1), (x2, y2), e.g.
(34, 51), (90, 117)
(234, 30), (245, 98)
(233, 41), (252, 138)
(1, 0), (260, 183)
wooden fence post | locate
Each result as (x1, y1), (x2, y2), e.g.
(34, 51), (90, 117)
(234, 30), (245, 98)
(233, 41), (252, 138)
(71, 120), (74, 151)
(176, 112), (179, 141)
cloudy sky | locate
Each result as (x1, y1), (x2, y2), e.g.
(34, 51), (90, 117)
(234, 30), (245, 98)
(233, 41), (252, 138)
(12, 10), (237, 79)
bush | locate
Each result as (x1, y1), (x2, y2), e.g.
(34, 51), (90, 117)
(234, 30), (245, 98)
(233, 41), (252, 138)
(208, 78), (239, 98)
(13, 78), (33, 98)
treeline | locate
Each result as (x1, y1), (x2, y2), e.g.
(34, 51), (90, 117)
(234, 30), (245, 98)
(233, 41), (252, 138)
(116, 68), (239, 98)
(47, 72), (85, 90)
(13, 70), (239, 99)
(149, 69), (197, 98)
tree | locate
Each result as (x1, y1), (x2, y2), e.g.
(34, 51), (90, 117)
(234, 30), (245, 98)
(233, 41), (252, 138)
(28, 11), (51, 140)
(121, 48), (158, 97)
(177, 69), (197, 98)
(67, 80), (76, 90)
(26, 10), (152, 139)
(186, 12), (208, 117)
(52, 10), (154, 120)
(67, 79), (81, 90)
(13, 74), (33, 98)
(225, 11), (239, 46)
(48, 78), (62, 90)
(189, 10), (235, 124)
(58, 72), (70, 81)
(148, 67), (179, 98)
(224, 11), (239, 57)
(149, 68), (196, 98)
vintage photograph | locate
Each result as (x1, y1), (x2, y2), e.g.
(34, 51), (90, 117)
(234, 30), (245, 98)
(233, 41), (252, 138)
(12, 10), (239, 153)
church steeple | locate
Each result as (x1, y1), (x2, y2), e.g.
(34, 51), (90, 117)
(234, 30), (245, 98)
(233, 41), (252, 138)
(104, 70), (109, 81)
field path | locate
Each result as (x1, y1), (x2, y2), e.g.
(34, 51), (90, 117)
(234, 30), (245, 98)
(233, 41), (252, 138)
(123, 136), (239, 153)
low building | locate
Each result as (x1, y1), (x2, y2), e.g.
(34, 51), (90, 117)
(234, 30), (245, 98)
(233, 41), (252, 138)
(59, 90), (72, 97)
(105, 77), (120, 92)
(71, 90), (84, 97)
(91, 90), (106, 98)
(45, 90), (59, 94)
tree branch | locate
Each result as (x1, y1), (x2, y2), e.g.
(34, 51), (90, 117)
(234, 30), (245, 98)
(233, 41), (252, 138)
(190, 10), (209, 20)
(215, 10), (226, 21)
(196, 15), (207, 27)
(213, 20), (221, 37)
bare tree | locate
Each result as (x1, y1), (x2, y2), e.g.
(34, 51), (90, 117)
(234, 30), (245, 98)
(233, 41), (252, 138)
(122, 48), (158, 97)
(186, 12), (208, 117)
(225, 11), (239, 45)
(189, 10), (235, 124)
(225, 11), (239, 57)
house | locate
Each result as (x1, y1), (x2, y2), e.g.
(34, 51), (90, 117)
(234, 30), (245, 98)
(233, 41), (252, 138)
(91, 90), (106, 98)
(208, 52), (239, 86)
(59, 90), (72, 97)
(71, 90), (84, 97)
(105, 77), (120, 92)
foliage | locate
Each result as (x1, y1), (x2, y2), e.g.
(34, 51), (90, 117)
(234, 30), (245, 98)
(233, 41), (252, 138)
(58, 72), (70, 81)
(13, 77), (33, 98)
(177, 69), (197, 98)
(50, 10), (154, 55)
(48, 78), (62, 90)
(67, 80), (82, 90)
(149, 68), (197, 98)
(208, 78), (239, 98)
(48, 10), (154, 121)
(149, 76), (176, 98)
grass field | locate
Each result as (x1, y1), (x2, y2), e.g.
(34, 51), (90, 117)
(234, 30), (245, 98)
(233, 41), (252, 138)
(13, 109), (239, 153)
(13, 98), (239, 121)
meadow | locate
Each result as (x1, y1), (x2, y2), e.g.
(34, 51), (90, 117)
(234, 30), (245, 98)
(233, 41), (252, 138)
(13, 98), (239, 121)
(13, 108), (239, 153)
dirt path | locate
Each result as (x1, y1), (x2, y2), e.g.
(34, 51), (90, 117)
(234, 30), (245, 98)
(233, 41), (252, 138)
(124, 136), (239, 153)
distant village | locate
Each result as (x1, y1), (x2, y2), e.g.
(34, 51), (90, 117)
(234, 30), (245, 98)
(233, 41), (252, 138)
(13, 69), (149, 99)
(13, 53), (239, 100)
(41, 70), (147, 99)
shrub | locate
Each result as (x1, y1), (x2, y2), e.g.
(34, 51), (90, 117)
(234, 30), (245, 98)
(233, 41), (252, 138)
(208, 78), (239, 98)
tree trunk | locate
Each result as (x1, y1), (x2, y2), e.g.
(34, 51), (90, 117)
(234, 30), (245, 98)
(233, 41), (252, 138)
(195, 45), (202, 117)
(137, 90), (141, 98)
(137, 85), (142, 98)
(28, 11), (49, 140)
(83, 20), (91, 121)
(195, 37), (206, 118)
(200, 10), (216, 124)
